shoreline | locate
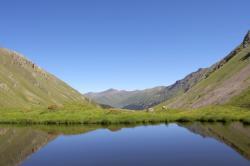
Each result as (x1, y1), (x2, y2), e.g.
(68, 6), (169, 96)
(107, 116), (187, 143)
(0, 105), (249, 125)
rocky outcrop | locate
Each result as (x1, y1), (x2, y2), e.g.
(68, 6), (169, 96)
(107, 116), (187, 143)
(243, 31), (250, 48)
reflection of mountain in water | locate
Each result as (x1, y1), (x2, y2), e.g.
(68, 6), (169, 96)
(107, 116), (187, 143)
(182, 122), (250, 160)
(0, 127), (56, 166)
(0, 124), (136, 166)
(1, 123), (249, 165)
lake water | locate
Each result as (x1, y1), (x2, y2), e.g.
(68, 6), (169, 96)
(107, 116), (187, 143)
(0, 122), (249, 166)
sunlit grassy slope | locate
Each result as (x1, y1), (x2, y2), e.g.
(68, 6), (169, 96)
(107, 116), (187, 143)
(155, 32), (250, 109)
(0, 48), (89, 108)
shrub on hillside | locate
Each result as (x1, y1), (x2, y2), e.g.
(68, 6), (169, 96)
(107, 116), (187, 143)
(47, 105), (58, 111)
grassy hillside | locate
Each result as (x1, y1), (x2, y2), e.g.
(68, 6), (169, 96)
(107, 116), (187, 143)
(0, 48), (89, 108)
(228, 86), (250, 108)
(155, 31), (250, 109)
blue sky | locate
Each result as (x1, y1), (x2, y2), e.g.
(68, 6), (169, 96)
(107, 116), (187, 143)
(0, 0), (250, 92)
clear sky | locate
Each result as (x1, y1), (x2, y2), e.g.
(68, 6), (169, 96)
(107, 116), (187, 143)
(0, 0), (250, 92)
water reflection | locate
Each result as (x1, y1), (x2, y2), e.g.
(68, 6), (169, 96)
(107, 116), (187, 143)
(181, 122), (250, 160)
(0, 124), (141, 166)
(0, 127), (55, 166)
(0, 123), (249, 166)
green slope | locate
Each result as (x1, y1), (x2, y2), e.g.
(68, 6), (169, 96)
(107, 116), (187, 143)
(156, 31), (250, 109)
(0, 48), (89, 108)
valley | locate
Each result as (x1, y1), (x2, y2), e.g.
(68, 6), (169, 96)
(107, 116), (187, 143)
(0, 32), (250, 125)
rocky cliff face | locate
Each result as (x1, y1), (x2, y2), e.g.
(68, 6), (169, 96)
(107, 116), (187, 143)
(243, 31), (250, 48)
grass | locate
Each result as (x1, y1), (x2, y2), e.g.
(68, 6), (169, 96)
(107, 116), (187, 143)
(228, 86), (250, 108)
(0, 103), (249, 125)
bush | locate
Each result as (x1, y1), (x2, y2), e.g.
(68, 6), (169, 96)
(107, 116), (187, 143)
(47, 105), (58, 111)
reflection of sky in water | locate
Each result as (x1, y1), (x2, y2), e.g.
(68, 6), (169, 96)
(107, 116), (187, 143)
(22, 124), (250, 166)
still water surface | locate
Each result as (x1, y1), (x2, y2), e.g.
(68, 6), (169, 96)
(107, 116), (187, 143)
(0, 122), (249, 166)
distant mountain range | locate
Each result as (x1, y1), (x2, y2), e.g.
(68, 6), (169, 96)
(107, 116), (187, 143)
(85, 68), (207, 109)
(86, 31), (250, 110)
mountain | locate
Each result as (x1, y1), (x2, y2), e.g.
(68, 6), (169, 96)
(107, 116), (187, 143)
(0, 48), (88, 108)
(156, 31), (250, 109)
(86, 68), (208, 110)
(86, 87), (167, 109)
(87, 31), (250, 110)
(86, 89), (138, 108)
